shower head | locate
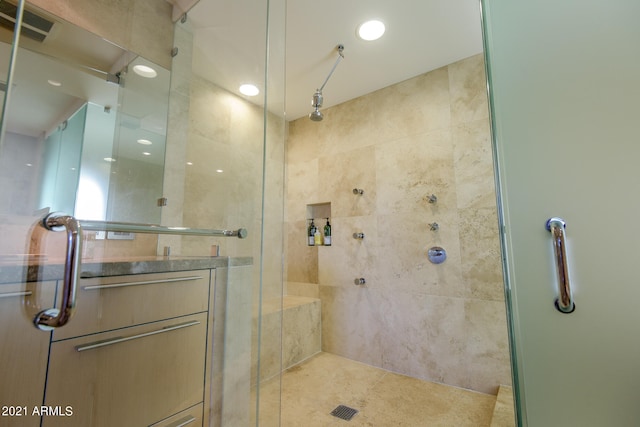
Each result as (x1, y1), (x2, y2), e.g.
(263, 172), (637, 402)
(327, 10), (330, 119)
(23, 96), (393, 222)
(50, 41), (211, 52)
(309, 107), (324, 121)
(309, 90), (324, 121)
(309, 44), (344, 121)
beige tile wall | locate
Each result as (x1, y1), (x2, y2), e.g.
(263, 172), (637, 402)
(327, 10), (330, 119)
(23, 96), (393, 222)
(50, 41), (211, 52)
(286, 54), (511, 394)
(164, 71), (286, 299)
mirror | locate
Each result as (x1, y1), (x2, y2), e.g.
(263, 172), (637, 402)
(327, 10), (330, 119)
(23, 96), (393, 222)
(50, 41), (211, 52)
(0, 2), (170, 223)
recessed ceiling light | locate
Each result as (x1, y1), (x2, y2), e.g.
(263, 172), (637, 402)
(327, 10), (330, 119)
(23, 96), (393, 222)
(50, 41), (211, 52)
(216, 169), (223, 173)
(142, 152), (151, 156)
(186, 161), (193, 166)
(239, 84), (259, 96)
(133, 64), (157, 78)
(104, 157), (116, 162)
(47, 79), (62, 87)
(137, 139), (153, 145)
(357, 20), (386, 41)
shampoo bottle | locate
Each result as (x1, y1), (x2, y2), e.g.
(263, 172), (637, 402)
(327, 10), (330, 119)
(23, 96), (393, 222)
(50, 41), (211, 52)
(323, 218), (331, 246)
(308, 220), (316, 246)
(314, 225), (322, 246)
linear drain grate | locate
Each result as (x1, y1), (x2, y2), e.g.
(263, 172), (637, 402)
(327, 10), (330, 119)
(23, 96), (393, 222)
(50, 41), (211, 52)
(330, 405), (359, 421)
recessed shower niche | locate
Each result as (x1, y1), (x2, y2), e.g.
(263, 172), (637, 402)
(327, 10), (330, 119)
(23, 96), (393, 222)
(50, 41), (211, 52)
(306, 202), (331, 246)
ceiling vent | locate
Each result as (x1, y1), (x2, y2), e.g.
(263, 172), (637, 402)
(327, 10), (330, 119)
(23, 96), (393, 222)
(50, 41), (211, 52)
(0, 1), (54, 42)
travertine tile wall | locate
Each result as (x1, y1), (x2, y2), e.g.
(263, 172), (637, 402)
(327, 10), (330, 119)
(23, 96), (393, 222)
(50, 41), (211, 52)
(285, 54), (511, 394)
(168, 71), (286, 300)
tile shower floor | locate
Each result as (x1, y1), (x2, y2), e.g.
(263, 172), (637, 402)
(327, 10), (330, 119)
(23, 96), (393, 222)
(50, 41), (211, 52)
(264, 352), (509, 427)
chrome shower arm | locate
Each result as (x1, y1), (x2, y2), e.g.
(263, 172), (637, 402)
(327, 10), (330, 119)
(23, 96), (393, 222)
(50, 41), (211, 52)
(318, 45), (344, 92)
(309, 44), (345, 121)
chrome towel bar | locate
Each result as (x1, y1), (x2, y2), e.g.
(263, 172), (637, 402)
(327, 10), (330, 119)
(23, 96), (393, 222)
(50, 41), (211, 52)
(33, 213), (247, 332)
(80, 220), (247, 239)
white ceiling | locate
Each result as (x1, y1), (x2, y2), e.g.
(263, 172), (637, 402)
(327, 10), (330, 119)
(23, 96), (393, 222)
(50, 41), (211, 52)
(2, 0), (485, 143)
(187, 0), (484, 121)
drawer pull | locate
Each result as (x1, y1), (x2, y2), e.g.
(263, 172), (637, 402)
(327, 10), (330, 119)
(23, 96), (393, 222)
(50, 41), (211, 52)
(165, 415), (196, 427)
(76, 320), (200, 352)
(0, 290), (33, 299)
(83, 276), (203, 291)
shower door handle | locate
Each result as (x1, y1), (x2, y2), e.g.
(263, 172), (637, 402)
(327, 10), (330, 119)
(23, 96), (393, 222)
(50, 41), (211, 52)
(546, 217), (575, 313)
(34, 213), (82, 330)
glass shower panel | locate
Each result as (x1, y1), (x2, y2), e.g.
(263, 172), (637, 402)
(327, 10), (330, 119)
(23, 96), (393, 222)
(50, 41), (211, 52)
(167, 0), (286, 425)
(38, 104), (85, 215)
(483, 0), (640, 424)
(256, 0), (287, 423)
(37, 127), (62, 212)
(105, 56), (169, 224)
(74, 102), (115, 220)
(0, 2), (230, 426)
(0, 4), (60, 426)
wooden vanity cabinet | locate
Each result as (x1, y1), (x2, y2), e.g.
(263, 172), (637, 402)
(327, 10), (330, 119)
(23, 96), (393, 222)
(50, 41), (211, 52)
(0, 281), (56, 427)
(42, 269), (214, 427)
(52, 270), (211, 341)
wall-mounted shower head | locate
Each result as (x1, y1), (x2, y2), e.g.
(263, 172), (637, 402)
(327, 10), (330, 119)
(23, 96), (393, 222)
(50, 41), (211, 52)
(309, 90), (324, 121)
(309, 44), (344, 121)
(309, 107), (324, 121)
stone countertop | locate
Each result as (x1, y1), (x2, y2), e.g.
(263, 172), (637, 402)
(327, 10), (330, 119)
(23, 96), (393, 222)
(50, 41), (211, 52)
(0, 256), (253, 284)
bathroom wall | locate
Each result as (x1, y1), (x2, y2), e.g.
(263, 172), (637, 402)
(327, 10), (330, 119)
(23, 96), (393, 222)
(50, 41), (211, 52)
(162, 70), (285, 297)
(285, 54), (511, 395)
(0, 132), (41, 216)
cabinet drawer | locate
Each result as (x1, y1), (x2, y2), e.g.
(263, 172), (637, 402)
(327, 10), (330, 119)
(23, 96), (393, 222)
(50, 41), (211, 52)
(44, 312), (207, 427)
(150, 403), (203, 427)
(53, 270), (210, 340)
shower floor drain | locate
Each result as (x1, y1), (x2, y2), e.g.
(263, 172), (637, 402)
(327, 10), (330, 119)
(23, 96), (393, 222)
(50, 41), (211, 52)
(330, 405), (359, 421)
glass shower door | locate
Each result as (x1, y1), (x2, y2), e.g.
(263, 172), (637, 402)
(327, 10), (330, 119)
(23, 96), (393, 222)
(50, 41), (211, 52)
(0, 3), (54, 423)
(170, 0), (287, 425)
(482, 0), (640, 425)
(0, 2), (204, 425)
(0, 0), (287, 425)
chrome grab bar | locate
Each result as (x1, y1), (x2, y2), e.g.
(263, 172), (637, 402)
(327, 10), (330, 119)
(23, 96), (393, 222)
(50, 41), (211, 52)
(546, 217), (575, 313)
(75, 320), (200, 352)
(34, 213), (82, 330)
(0, 290), (33, 299)
(79, 220), (248, 239)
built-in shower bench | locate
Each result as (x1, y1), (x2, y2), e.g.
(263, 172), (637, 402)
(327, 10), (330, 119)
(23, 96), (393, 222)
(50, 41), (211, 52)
(254, 294), (321, 383)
